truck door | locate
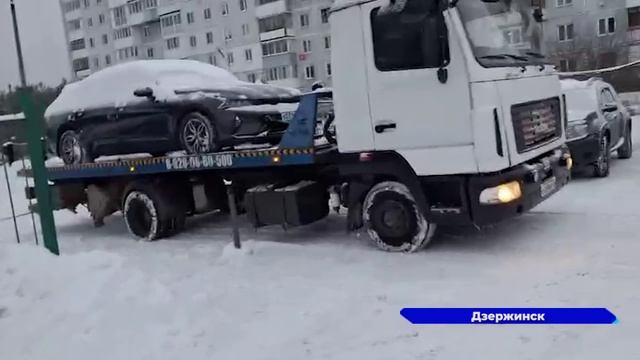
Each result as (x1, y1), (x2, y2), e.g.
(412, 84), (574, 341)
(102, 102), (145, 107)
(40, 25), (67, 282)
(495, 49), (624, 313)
(361, 0), (471, 154)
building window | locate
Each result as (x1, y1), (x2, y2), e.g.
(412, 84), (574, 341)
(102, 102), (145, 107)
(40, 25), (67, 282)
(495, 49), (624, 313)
(245, 48), (253, 61)
(247, 73), (256, 82)
(147, 48), (154, 58)
(300, 13), (309, 27)
(114, 27), (132, 40)
(128, 0), (142, 14)
(98, 14), (105, 24)
(144, 0), (157, 8)
(321, 8), (330, 24)
(225, 29), (232, 42)
(303, 39), (312, 53)
(227, 51), (234, 65)
(161, 12), (182, 35)
(68, 19), (81, 31)
(240, 0), (247, 12)
(209, 54), (215, 65)
(89, 37), (95, 48)
(206, 32), (214, 44)
(117, 46), (138, 60)
(72, 57), (90, 72)
(265, 66), (291, 81)
(222, 2), (229, 16)
(97, 0), (102, 4)
(166, 36), (180, 50)
(143, 26), (151, 37)
(242, 23), (250, 36)
(630, 7), (640, 28)
(187, 12), (195, 24)
(598, 17), (616, 36)
(190, 35), (197, 47)
(558, 23), (574, 41)
(261, 39), (289, 56)
(82, 0), (90, 8)
(324, 36), (331, 49)
(503, 28), (523, 45)
(93, 57), (100, 69)
(87, 17), (93, 27)
(326, 62), (332, 76)
(113, 6), (127, 26)
(70, 38), (86, 51)
(556, 0), (572, 6)
(63, 0), (81, 13)
(204, 8), (211, 19)
(102, 34), (108, 44)
(105, 54), (111, 65)
(559, 58), (576, 72)
(305, 65), (315, 79)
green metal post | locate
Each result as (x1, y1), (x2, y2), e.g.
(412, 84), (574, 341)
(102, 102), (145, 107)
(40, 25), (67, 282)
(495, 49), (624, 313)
(18, 88), (59, 255)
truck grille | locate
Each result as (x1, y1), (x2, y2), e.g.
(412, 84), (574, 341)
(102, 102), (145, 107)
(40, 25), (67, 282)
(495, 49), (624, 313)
(511, 98), (562, 153)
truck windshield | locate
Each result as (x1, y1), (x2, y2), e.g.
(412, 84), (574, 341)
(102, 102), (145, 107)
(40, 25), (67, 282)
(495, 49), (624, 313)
(456, 0), (547, 68)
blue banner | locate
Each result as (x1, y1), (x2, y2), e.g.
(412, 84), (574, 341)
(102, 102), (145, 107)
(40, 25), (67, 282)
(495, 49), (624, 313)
(400, 308), (617, 325)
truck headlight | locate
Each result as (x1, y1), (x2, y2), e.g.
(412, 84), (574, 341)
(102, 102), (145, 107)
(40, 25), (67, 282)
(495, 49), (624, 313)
(479, 181), (522, 205)
(566, 120), (589, 141)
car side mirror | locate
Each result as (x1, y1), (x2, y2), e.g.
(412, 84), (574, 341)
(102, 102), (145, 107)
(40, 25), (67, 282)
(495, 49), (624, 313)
(134, 87), (154, 98)
(602, 103), (618, 113)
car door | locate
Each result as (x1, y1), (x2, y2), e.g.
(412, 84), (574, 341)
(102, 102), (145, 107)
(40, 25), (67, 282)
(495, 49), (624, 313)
(95, 101), (175, 156)
(600, 87), (623, 148)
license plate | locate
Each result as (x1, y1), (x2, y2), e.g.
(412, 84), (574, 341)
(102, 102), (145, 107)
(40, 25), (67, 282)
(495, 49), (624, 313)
(280, 111), (295, 122)
(540, 176), (557, 198)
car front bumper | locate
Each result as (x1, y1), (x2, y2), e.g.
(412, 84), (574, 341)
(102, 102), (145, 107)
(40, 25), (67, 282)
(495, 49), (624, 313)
(567, 134), (600, 167)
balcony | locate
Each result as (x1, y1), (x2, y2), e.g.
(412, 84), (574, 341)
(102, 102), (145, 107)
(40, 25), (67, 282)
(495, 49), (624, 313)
(256, 0), (289, 19)
(67, 28), (84, 41)
(107, 0), (128, 8)
(129, 7), (159, 25)
(114, 36), (136, 49)
(64, 8), (82, 21)
(71, 48), (89, 60)
(260, 28), (294, 42)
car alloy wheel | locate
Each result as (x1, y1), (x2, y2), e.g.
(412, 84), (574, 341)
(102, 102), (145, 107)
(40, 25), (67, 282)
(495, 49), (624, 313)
(59, 130), (84, 165)
(180, 113), (217, 154)
(594, 135), (610, 178)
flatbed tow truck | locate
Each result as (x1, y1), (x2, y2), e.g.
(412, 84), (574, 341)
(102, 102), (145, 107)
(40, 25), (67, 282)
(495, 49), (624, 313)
(15, 0), (573, 253)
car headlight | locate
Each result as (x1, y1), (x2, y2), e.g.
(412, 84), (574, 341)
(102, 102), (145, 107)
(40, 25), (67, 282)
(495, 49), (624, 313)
(566, 120), (589, 141)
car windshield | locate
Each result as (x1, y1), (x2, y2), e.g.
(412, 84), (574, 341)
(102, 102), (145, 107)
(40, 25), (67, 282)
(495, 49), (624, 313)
(456, 0), (547, 67)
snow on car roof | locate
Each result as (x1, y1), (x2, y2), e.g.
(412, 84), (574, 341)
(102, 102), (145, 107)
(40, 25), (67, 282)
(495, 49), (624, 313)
(45, 60), (245, 117)
(560, 78), (608, 91)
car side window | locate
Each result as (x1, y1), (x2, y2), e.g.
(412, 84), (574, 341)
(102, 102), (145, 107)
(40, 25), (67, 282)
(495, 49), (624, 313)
(601, 88), (615, 107)
(370, 0), (448, 71)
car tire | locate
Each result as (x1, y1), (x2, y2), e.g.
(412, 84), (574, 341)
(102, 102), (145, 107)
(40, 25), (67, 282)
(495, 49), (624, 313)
(593, 135), (610, 178)
(362, 181), (437, 253)
(179, 112), (219, 154)
(58, 129), (93, 165)
(618, 124), (633, 159)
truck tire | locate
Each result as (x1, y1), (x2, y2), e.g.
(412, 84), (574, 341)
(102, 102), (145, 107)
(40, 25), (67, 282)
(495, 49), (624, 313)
(618, 123), (633, 159)
(362, 181), (436, 253)
(122, 182), (187, 241)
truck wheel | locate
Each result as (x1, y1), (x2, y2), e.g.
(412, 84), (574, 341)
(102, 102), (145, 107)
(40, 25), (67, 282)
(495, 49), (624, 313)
(618, 124), (633, 159)
(593, 135), (610, 178)
(362, 181), (436, 253)
(123, 182), (187, 241)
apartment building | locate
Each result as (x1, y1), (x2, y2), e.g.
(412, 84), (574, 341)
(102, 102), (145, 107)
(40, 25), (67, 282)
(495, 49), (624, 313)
(540, 0), (631, 71)
(59, 0), (335, 89)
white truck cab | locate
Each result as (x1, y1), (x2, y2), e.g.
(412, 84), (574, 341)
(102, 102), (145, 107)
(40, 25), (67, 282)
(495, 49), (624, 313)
(328, 0), (572, 251)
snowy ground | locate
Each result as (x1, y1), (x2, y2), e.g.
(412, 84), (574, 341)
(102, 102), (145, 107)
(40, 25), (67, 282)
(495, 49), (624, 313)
(1, 126), (640, 360)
